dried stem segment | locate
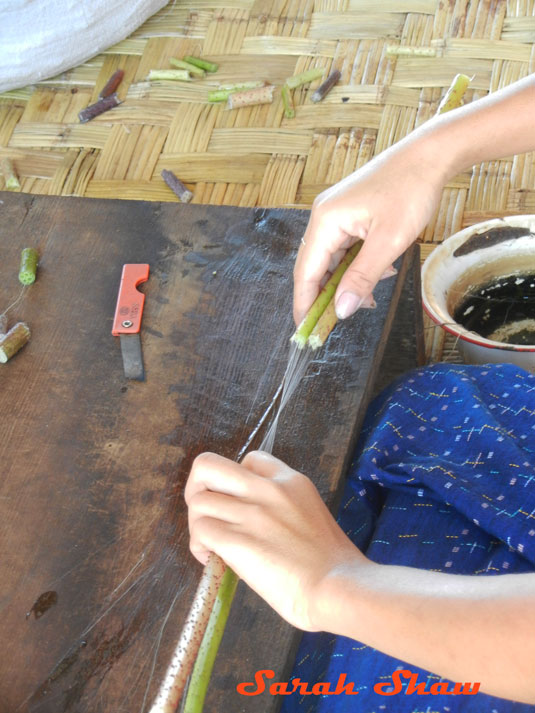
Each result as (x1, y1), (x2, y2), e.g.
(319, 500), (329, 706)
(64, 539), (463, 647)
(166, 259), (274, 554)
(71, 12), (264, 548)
(386, 45), (436, 57)
(149, 553), (227, 713)
(99, 69), (124, 99)
(1, 158), (20, 190)
(0, 322), (30, 363)
(285, 68), (324, 90)
(78, 93), (121, 123)
(184, 56), (219, 73)
(170, 58), (205, 77)
(0, 314), (7, 335)
(148, 69), (191, 82)
(311, 69), (341, 103)
(183, 567), (239, 713)
(437, 73), (471, 114)
(19, 248), (39, 285)
(281, 84), (295, 118)
(227, 85), (274, 109)
(291, 241), (363, 348)
(161, 170), (193, 203)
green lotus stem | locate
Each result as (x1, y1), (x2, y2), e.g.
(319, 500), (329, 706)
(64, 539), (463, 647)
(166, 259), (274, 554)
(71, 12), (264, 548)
(291, 241), (363, 348)
(285, 68), (324, 90)
(437, 73), (471, 114)
(1, 158), (20, 191)
(281, 84), (295, 118)
(148, 69), (192, 82)
(19, 248), (39, 285)
(170, 58), (205, 77)
(184, 56), (219, 73)
(183, 566), (239, 713)
(208, 89), (232, 103)
(307, 299), (337, 350)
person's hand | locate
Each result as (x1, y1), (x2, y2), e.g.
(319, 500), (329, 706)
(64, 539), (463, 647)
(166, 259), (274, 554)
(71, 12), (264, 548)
(185, 450), (364, 631)
(293, 139), (449, 325)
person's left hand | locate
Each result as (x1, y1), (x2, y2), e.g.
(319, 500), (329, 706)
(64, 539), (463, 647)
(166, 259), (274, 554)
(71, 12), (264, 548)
(185, 450), (365, 631)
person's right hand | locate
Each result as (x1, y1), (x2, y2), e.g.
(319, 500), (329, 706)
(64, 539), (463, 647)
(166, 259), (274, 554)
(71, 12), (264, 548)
(293, 139), (450, 325)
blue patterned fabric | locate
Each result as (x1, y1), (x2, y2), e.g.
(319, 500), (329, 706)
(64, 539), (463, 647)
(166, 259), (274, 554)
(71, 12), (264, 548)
(281, 363), (535, 713)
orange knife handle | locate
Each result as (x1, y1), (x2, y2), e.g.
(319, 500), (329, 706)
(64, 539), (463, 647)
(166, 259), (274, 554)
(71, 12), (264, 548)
(112, 264), (150, 335)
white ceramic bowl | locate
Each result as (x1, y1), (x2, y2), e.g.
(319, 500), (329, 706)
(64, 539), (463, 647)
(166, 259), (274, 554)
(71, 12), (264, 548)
(421, 215), (535, 371)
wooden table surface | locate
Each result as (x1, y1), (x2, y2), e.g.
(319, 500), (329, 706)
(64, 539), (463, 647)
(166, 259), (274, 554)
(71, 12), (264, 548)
(0, 191), (422, 713)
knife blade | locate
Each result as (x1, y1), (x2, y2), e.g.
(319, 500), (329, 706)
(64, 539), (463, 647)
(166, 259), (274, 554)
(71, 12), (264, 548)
(112, 263), (149, 380)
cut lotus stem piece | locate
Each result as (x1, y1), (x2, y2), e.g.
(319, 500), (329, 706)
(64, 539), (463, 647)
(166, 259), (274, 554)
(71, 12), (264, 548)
(78, 93), (121, 123)
(208, 82), (265, 102)
(183, 566), (239, 713)
(281, 84), (295, 118)
(99, 69), (124, 99)
(148, 69), (192, 82)
(227, 85), (274, 109)
(291, 241), (363, 348)
(308, 299), (336, 350)
(436, 73), (471, 114)
(386, 45), (437, 57)
(0, 322), (30, 363)
(170, 58), (205, 77)
(285, 68), (324, 90)
(1, 158), (20, 190)
(149, 553), (227, 713)
(184, 56), (219, 73)
(19, 248), (39, 285)
(161, 170), (193, 203)
(311, 69), (341, 103)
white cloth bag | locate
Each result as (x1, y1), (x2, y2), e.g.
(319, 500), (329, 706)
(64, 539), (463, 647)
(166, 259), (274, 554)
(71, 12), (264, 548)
(0, 0), (168, 93)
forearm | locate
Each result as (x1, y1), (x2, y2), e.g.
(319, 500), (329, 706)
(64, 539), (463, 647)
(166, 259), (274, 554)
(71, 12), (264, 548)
(315, 560), (535, 702)
(402, 73), (535, 181)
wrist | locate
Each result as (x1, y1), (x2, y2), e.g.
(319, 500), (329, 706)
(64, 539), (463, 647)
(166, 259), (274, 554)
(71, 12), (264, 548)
(310, 554), (379, 634)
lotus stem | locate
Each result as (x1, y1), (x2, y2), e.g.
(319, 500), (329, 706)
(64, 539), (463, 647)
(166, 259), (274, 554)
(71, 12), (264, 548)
(0, 322), (30, 363)
(19, 248), (39, 285)
(291, 240), (363, 348)
(170, 58), (205, 77)
(385, 45), (436, 57)
(183, 567), (239, 713)
(208, 82), (265, 102)
(99, 69), (124, 99)
(307, 299), (337, 350)
(184, 56), (219, 73)
(285, 68), (324, 90)
(78, 94), (121, 123)
(311, 69), (341, 103)
(1, 158), (20, 190)
(148, 553), (227, 713)
(436, 73), (471, 114)
(281, 84), (295, 118)
(148, 69), (192, 82)
(161, 170), (193, 203)
(227, 85), (274, 109)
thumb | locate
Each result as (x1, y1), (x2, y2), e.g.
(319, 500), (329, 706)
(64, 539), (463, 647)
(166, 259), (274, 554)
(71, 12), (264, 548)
(334, 234), (399, 320)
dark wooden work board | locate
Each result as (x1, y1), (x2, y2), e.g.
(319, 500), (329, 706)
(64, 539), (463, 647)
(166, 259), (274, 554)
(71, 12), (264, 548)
(0, 192), (423, 713)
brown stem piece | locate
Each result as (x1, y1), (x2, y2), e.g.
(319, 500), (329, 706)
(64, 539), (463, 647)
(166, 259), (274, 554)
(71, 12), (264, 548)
(1, 158), (21, 190)
(161, 170), (194, 203)
(78, 93), (121, 123)
(0, 314), (7, 335)
(0, 322), (30, 363)
(311, 69), (341, 103)
(99, 69), (124, 99)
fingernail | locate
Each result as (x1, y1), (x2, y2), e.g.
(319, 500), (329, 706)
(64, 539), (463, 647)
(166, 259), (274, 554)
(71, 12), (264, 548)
(335, 292), (364, 320)
(380, 266), (398, 280)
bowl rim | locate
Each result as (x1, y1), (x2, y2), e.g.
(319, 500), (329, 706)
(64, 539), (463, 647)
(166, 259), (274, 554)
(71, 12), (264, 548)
(421, 214), (535, 353)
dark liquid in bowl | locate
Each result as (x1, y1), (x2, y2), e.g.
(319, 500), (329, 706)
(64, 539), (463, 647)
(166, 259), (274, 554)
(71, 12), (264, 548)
(453, 273), (535, 345)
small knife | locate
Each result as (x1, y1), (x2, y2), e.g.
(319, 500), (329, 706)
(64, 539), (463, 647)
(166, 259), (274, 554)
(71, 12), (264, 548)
(112, 264), (149, 380)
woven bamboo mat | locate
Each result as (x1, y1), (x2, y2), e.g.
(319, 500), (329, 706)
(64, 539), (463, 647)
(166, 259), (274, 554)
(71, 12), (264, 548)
(1, 0), (535, 360)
